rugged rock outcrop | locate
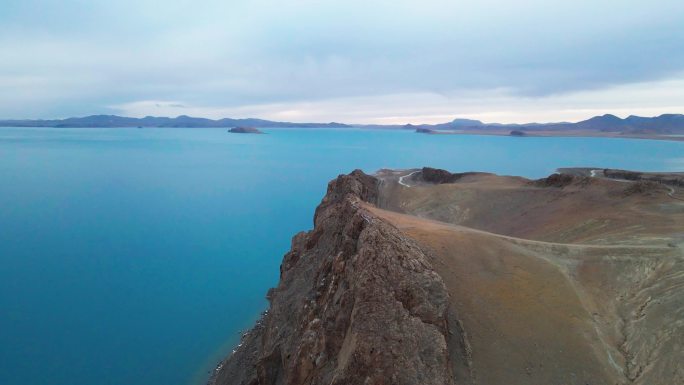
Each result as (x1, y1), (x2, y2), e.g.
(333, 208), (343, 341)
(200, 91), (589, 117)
(419, 167), (480, 184)
(211, 167), (684, 385)
(531, 172), (591, 188)
(210, 170), (453, 385)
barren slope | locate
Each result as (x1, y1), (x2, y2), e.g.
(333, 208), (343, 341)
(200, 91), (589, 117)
(377, 168), (684, 246)
(367, 205), (683, 385)
(373, 168), (684, 385)
(211, 168), (684, 385)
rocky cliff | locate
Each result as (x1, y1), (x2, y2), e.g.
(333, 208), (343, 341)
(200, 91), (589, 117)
(210, 170), (455, 385)
(210, 168), (684, 385)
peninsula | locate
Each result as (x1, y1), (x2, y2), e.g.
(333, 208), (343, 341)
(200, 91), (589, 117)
(210, 167), (684, 385)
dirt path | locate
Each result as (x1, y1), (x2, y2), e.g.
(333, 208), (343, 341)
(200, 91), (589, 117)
(397, 170), (420, 187)
(667, 185), (684, 201)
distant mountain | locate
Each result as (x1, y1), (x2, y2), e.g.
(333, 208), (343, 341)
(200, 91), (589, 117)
(0, 115), (350, 129)
(2, 113), (683, 134)
(420, 114), (684, 134)
(450, 118), (484, 127)
(528, 114), (684, 134)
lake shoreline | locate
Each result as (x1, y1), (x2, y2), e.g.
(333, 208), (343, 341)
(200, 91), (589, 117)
(2, 127), (682, 385)
(414, 128), (684, 142)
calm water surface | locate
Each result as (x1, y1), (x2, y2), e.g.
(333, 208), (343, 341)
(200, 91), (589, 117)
(1, 127), (682, 385)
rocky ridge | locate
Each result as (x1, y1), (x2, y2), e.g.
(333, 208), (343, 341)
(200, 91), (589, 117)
(419, 167), (482, 184)
(210, 170), (456, 385)
(210, 167), (684, 385)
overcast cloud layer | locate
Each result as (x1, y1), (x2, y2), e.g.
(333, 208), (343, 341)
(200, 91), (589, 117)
(2, 0), (684, 123)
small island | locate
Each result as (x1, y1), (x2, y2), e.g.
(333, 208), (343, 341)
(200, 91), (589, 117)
(415, 127), (436, 134)
(228, 126), (264, 134)
(509, 130), (526, 136)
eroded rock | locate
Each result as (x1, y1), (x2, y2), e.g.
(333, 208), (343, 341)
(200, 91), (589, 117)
(210, 170), (453, 385)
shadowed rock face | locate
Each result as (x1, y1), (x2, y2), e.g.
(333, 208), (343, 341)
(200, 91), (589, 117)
(532, 173), (590, 188)
(211, 168), (684, 385)
(210, 170), (453, 385)
(420, 167), (480, 184)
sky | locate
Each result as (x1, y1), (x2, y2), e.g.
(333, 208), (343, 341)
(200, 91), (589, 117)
(1, 0), (684, 124)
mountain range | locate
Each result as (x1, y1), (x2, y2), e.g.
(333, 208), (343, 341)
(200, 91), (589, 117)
(418, 113), (684, 134)
(1, 113), (683, 134)
(0, 114), (348, 129)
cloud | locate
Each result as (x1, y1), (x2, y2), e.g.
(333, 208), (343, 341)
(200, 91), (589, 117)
(110, 74), (684, 124)
(1, 0), (684, 121)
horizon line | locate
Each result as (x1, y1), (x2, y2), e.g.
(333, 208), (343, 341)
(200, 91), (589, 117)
(2, 112), (683, 127)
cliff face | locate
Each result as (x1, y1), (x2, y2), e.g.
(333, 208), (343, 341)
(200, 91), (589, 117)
(211, 168), (684, 385)
(210, 170), (454, 385)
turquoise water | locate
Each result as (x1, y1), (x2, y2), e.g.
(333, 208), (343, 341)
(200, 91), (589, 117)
(1, 127), (682, 385)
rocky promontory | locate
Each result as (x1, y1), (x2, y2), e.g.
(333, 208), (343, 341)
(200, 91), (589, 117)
(419, 167), (482, 184)
(211, 168), (684, 385)
(210, 170), (452, 385)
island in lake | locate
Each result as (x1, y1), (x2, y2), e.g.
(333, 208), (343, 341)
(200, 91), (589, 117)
(210, 166), (684, 385)
(228, 126), (264, 134)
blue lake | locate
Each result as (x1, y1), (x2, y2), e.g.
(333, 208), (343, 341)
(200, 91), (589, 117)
(1, 127), (682, 385)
